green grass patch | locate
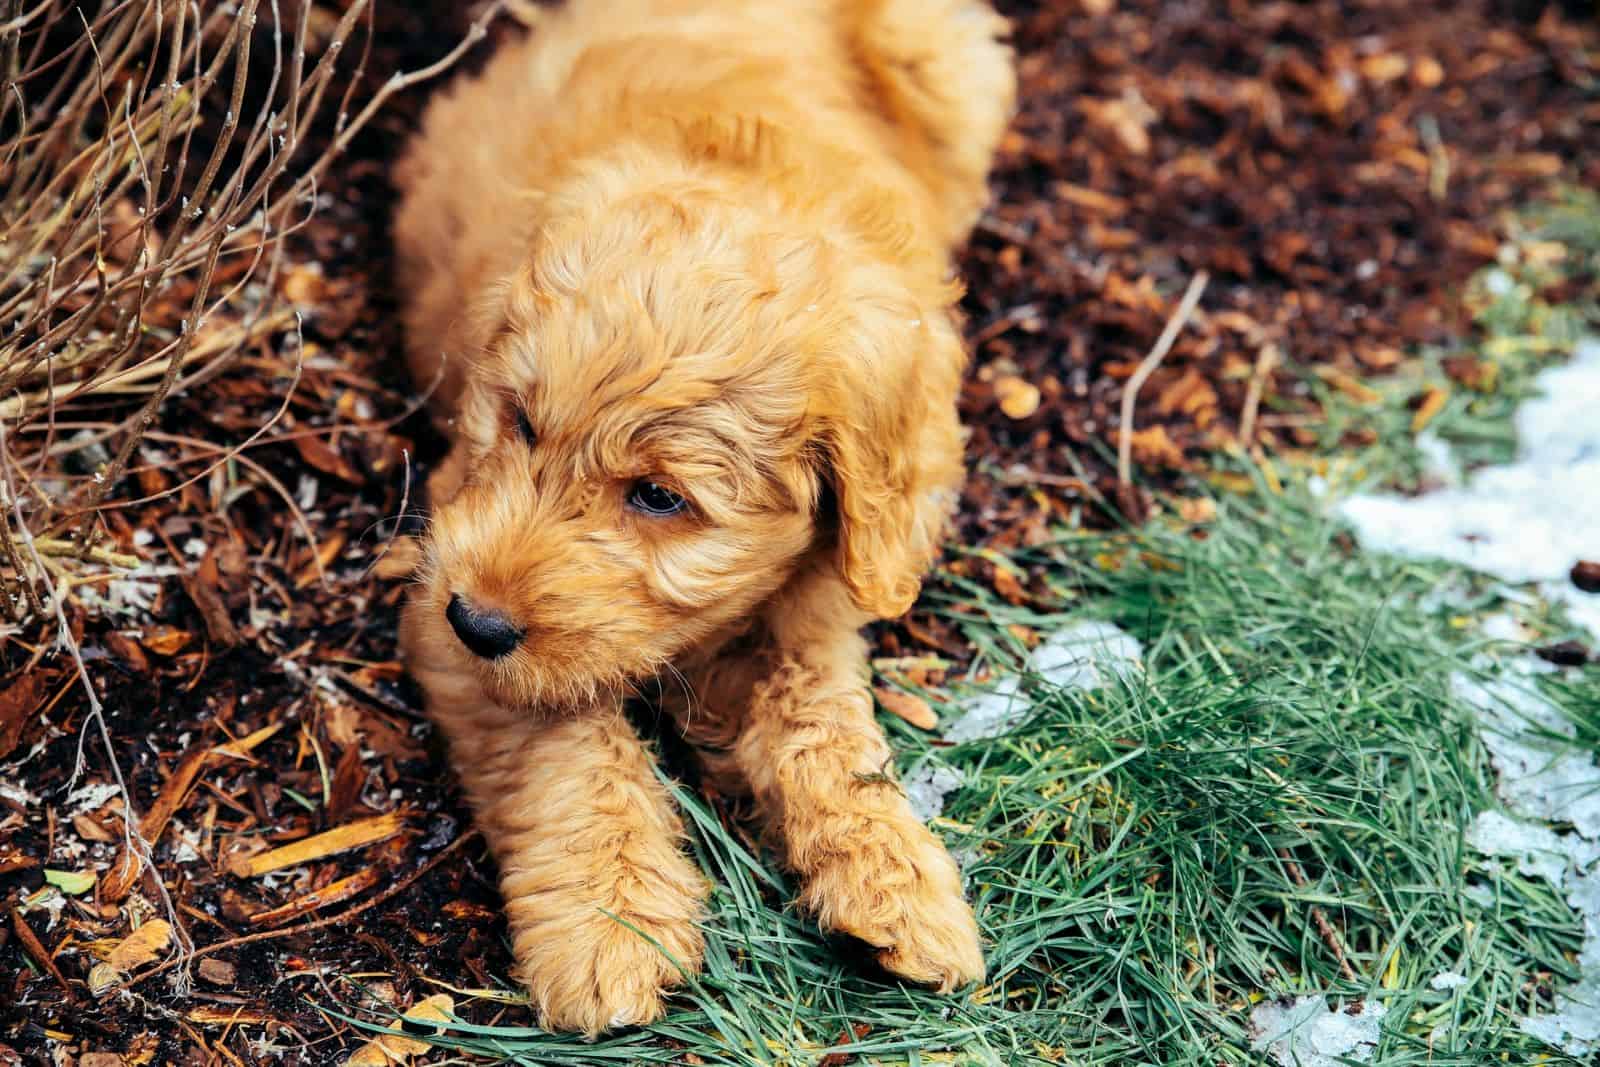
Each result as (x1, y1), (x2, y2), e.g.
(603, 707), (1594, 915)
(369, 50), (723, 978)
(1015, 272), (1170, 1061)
(342, 193), (1600, 1065)
(351, 477), (1596, 1065)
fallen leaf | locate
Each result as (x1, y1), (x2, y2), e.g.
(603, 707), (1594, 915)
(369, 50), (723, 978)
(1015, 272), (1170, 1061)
(1573, 560), (1600, 594)
(343, 994), (455, 1066)
(140, 627), (192, 657)
(993, 375), (1041, 419)
(1176, 497), (1217, 524)
(106, 919), (172, 971)
(1125, 425), (1186, 469)
(0, 669), (52, 760)
(72, 814), (117, 843)
(1410, 386), (1450, 432)
(294, 434), (365, 485)
(874, 688), (938, 731)
(43, 869), (96, 896)
(88, 962), (121, 996)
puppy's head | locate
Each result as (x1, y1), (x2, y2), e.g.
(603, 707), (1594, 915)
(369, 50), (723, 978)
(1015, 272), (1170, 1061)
(410, 158), (965, 708)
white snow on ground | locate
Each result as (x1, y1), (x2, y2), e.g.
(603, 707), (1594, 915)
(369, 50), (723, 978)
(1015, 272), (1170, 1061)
(1338, 336), (1600, 1054)
(1249, 996), (1386, 1067)
(904, 763), (965, 822)
(1454, 660), (1600, 841)
(1338, 335), (1600, 637)
(1469, 809), (1600, 1054)
(1430, 972), (1470, 991)
(944, 620), (1143, 743)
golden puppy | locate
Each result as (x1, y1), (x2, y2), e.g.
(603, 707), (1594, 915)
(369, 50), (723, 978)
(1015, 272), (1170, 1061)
(392, 0), (1014, 1035)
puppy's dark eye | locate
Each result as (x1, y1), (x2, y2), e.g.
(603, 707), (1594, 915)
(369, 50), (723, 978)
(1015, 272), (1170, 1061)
(626, 480), (688, 517)
(514, 408), (537, 448)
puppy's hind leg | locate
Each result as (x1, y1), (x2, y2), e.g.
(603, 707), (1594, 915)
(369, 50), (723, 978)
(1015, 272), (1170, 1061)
(732, 631), (984, 991)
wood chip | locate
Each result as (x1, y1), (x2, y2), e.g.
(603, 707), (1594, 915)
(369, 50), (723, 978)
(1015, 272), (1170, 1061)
(1314, 366), (1382, 405)
(247, 866), (383, 925)
(1410, 385), (1450, 433)
(11, 908), (76, 1002)
(197, 958), (237, 987)
(228, 812), (407, 878)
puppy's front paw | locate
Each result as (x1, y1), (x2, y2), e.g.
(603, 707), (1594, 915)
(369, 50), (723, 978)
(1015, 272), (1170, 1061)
(872, 891), (984, 992)
(805, 822), (984, 992)
(510, 906), (704, 1035)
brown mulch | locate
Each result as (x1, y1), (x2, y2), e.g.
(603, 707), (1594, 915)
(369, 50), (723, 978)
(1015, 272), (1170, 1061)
(2, 1), (1596, 1063)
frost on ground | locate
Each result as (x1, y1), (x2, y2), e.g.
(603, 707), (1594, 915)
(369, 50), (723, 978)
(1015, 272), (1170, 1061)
(1338, 336), (1600, 637)
(944, 620), (1143, 743)
(1249, 996), (1385, 1067)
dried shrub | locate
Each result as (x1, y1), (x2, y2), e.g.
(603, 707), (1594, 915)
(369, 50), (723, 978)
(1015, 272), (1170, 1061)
(0, 0), (491, 619)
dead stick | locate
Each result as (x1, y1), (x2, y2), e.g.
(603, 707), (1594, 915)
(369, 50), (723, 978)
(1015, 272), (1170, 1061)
(1117, 271), (1209, 487)
(1278, 848), (1358, 982)
(1238, 342), (1280, 448)
(114, 830), (479, 993)
(11, 907), (78, 1003)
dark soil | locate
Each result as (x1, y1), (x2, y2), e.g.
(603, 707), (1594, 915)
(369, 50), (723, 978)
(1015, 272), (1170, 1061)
(2, 1), (1596, 1062)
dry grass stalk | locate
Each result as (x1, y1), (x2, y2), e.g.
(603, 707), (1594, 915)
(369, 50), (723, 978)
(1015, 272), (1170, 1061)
(0, 0), (507, 612)
(1116, 271), (1210, 488)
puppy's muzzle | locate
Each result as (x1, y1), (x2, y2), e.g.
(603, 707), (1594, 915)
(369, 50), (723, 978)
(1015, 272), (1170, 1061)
(446, 594), (525, 659)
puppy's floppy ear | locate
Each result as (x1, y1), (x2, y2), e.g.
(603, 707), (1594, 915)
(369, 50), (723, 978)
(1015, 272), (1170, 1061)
(819, 312), (967, 620)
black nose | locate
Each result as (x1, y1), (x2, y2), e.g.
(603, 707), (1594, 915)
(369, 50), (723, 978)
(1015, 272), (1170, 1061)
(446, 595), (525, 659)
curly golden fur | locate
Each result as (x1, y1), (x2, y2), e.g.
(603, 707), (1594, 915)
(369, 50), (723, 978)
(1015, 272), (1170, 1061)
(392, 0), (1014, 1034)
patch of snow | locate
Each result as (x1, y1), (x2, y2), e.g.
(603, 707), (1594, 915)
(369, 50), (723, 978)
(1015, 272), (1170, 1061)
(944, 675), (1024, 743)
(1029, 620), (1144, 690)
(1430, 971), (1469, 991)
(1249, 996), (1386, 1067)
(1453, 664), (1600, 840)
(904, 763), (965, 822)
(1415, 429), (1461, 487)
(1478, 612), (1535, 645)
(1467, 810), (1600, 1054)
(1339, 335), (1600, 637)
(944, 620), (1143, 742)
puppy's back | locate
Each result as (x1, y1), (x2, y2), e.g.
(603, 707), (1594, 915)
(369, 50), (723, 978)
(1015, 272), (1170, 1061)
(392, 0), (1012, 414)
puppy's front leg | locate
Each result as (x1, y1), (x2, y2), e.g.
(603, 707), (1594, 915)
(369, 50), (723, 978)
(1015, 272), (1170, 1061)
(413, 660), (705, 1032)
(735, 633), (984, 990)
